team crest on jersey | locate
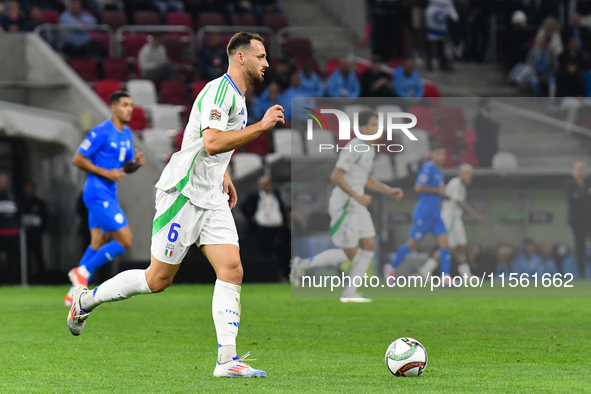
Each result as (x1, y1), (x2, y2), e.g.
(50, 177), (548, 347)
(165, 242), (175, 258)
(238, 108), (245, 116)
(210, 109), (222, 121)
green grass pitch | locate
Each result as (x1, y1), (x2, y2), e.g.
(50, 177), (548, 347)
(0, 284), (590, 393)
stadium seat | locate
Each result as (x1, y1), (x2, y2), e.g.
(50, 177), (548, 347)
(127, 79), (158, 107)
(134, 11), (160, 25)
(232, 153), (263, 179)
(161, 35), (188, 63)
(355, 61), (371, 78)
(166, 12), (193, 29)
(102, 57), (129, 81)
(375, 104), (403, 115)
(423, 82), (441, 107)
(142, 128), (174, 163)
(372, 154), (395, 182)
(192, 80), (208, 99)
(94, 80), (123, 103)
(458, 150), (479, 167)
(198, 12), (226, 28)
(122, 34), (148, 61)
(325, 58), (340, 76)
(273, 128), (304, 156)
(128, 106), (147, 132)
(160, 81), (189, 107)
(231, 13), (257, 26)
(439, 106), (465, 138)
(243, 132), (269, 156)
(147, 104), (182, 130)
(285, 37), (314, 64)
(492, 152), (518, 170)
(305, 130), (336, 157)
(101, 10), (127, 31)
(262, 13), (288, 32)
(39, 9), (59, 24)
(342, 104), (365, 121)
(69, 58), (97, 82)
(464, 129), (477, 150)
(90, 31), (111, 55)
(407, 106), (437, 134)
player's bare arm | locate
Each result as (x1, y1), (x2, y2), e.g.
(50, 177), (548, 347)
(202, 104), (284, 155)
(72, 152), (126, 182)
(123, 150), (145, 174)
(223, 170), (238, 209)
(365, 175), (403, 201)
(456, 200), (483, 222)
(330, 167), (372, 207)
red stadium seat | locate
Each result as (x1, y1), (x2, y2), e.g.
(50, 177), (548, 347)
(102, 57), (130, 81)
(439, 106), (465, 139)
(355, 61), (371, 78)
(134, 11), (160, 25)
(101, 10), (127, 31)
(69, 58), (97, 82)
(464, 129), (477, 149)
(160, 81), (189, 106)
(285, 37), (313, 64)
(408, 106), (438, 134)
(198, 12), (226, 28)
(325, 58), (339, 76)
(90, 31), (110, 55)
(423, 82), (441, 107)
(94, 80), (123, 104)
(39, 9), (59, 24)
(243, 132), (269, 156)
(122, 34), (148, 61)
(459, 150), (479, 167)
(161, 35), (187, 62)
(192, 80), (209, 99)
(231, 13), (257, 26)
(262, 13), (288, 32)
(128, 106), (147, 132)
(166, 11), (193, 29)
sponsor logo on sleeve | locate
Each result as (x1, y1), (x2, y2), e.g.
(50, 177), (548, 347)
(80, 139), (91, 150)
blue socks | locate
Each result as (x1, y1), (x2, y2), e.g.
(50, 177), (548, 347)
(439, 248), (451, 276)
(82, 240), (126, 278)
(78, 246), (97, 269)
(390, 243), (411, 269)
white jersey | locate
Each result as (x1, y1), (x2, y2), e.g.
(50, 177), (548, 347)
(155, 74), (247, 209)
(440, 176), (466, 222)
(328, 138), (375, 211)
(425, 0), (459, 41)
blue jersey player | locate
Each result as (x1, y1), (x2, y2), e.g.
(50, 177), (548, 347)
(65, 91), (145, 306)
(384, 145), (451, 280)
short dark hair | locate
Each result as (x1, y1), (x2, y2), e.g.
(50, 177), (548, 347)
(431, 143), (446, 152)
(226, 31), (264, 57)
(109, 91), (130, 105)
(358, 108), (378, 127)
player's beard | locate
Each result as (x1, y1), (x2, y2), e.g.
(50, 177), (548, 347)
(246, 64), (264, 84)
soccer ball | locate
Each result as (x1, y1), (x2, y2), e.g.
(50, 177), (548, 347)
(385, 337), (428, 377)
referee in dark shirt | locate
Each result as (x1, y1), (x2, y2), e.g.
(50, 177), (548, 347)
(566, 160), (591, 278)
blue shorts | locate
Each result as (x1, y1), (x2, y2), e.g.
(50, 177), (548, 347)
(85, 198), (128, 233)
(408, 214), (446, 241)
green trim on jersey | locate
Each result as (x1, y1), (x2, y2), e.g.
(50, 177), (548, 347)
(329, 197), (351, 236)
(175, 149), (201, 193)
(214, 79), (229, 107)
(197, 85), (211, 112)
(446, 216), (456, 234)
(354, 153), (363, 164)
(229, 94), (236, 116)
(152, 193), (189, 236)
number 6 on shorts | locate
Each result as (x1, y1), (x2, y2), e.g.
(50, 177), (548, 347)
(168, 223), (180, 242)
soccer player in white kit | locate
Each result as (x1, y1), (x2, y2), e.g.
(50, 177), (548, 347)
(67, 32), (285, 378)
(418, 164), (483, 278)
(291, 109), (404, 302)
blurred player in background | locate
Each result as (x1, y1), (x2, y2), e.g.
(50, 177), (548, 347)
(67, 32), (285, 378)
(291, 109), (404, 302)
(384, 145), (451, 280)
(65, 91), (145, 306)
(418, 164), (483, 279)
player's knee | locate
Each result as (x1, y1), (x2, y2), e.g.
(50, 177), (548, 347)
(221, 259), (243, 284)
(407, 239), (418, 250)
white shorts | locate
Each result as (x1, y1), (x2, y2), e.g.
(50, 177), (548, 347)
(443, 215), (467, 248)
(328, 201), (375, 249)
(151, 189), (239, 265)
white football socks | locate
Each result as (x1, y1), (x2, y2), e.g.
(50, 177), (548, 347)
(303, 249), (349, 269)
(81, 269), (152, 311)
(343, 249), (374, 296)
(419, 257), (439, 278)
(212, 279), (241, 364)
(457, 263), (473, 277)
